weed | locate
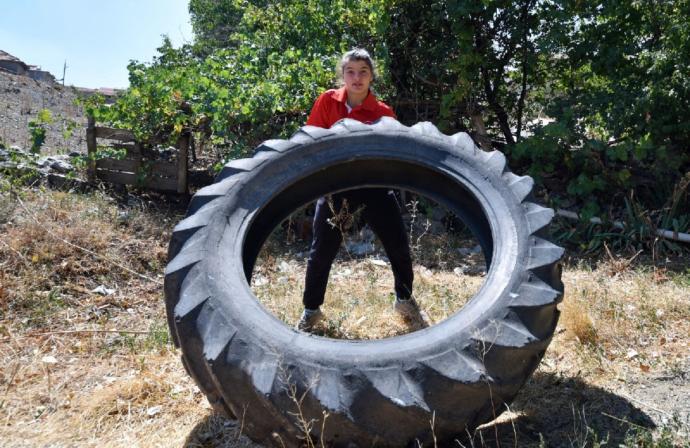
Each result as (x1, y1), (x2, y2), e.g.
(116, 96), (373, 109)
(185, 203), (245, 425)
(145, 321), (172, 350)
(601, 412), (690, 448)
(98, 322), (171, 355)
(28, 109), (53, 153)
(567, 405), (610, 448)
(671, 268), (690, 288)
(0, 180), (17, 225)
(1, 150), (42, 188)
(280, 367), (326, 448)
(552, 176), (690, 259)
(61, 117), (78, 141)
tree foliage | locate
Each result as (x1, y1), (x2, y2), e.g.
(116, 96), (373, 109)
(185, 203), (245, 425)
(87, 0), (689, 234)
(512, 0), (690, 216)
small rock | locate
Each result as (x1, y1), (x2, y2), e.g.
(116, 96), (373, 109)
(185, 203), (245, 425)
(369, 259), (388, 267)
(417, 266), (432, 277)
(458, 245), (482, 256)
(464, 265), (486, 275)
(36, 155), (73, 173)
(346, 241), (375, 256)
(359, 227), (375, 243)
(41, 355), (58, 364)
(49, 158), (73, 173)
(91, 285), (115, 296)
(146, 406), (162, 417)
(47, 173), (87, 191)
(253, 276), (268, 286)
(278, 261), (291, 272)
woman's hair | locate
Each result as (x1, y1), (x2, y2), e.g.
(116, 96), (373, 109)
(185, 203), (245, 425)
(336, 48), (377, 84)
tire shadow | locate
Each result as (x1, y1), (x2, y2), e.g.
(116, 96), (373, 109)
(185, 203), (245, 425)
(181, 372), (655, 447)
(457, 372), (656, 447)
(183, 413), (261, 448)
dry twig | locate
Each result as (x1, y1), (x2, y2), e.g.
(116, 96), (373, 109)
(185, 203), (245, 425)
(0, 328), (153, 343)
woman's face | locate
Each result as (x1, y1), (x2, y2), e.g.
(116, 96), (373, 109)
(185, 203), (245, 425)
(343, 60), (373, 97)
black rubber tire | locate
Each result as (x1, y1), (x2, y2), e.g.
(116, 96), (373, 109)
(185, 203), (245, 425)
(164, 118), (564, 447)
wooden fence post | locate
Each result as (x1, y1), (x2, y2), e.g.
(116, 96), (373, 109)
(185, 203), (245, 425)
(86, 116), (97, 182)
(176, 132), (189, 194)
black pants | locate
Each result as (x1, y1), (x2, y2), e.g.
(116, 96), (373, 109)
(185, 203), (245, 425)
(302, 188), (414, 309)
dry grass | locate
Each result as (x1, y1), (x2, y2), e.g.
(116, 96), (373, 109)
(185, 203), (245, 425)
(0, 187), (257, 447)
(0, 186), (688, 447)
(554, 259), (690, 381)
(252, 222), (486, 339)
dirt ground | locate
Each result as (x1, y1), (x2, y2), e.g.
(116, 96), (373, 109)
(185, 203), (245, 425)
(0, 188), (688, 447)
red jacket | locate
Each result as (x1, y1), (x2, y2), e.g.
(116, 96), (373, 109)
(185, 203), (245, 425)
(306, 87), (396, 129)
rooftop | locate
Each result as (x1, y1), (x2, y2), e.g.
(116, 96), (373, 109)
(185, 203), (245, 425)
(0, 50), (27, 65)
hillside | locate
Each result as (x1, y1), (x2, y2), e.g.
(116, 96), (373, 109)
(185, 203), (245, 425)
(0, 70), (88, 153)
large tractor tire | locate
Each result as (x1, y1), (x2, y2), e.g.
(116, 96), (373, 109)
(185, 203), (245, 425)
(164, 118), (564, 446)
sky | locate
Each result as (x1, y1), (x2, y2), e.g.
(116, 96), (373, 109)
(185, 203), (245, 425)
(0, 0), (193, 89)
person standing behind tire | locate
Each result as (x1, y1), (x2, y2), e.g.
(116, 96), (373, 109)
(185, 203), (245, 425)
(297, 48), (426, 332)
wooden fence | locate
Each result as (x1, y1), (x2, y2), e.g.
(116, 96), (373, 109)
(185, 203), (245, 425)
(86, 116), (189, 193)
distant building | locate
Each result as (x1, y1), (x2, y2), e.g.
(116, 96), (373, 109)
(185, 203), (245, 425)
(1, 50), (56, 84)
(74, 86), (122, 104)
(0, 50), (29, 76)
(1, 49), (119, 96)
(27, 65), (56, 83)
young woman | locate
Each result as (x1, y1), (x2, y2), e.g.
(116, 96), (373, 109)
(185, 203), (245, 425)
(297, 48), (426, 332)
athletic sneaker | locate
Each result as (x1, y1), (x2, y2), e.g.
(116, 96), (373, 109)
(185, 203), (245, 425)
(296, 308), (324, 332)
(394, 297), (429, 329)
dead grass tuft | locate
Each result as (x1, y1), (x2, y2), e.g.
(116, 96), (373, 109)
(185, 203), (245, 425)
(561, 291), (599, 346)
(81, 371), (172, 422)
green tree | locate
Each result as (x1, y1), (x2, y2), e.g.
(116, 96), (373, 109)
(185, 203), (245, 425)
(513, 0), (690, 213)
(91, 0), (689, 229)
(90, 0), (392, 159)
(385, 0), (547, 150)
